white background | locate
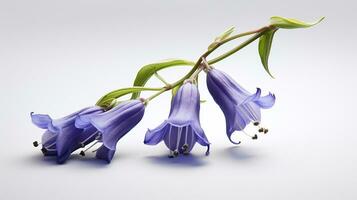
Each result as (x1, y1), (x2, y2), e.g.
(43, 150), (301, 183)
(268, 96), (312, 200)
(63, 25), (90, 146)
(1, 0), (356, 199)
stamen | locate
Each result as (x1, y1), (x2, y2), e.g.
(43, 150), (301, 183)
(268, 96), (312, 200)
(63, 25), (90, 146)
(95, 133), (102, 140)
(182, 144), (189, 151)
(41, 147), (56, 154)
(80, 131), (99, 148)
(173, 150), (179, 157)
(33, 141), (40, 147)
(33, 134), (58, 147)
(175, 127), (182, 151)
(42, 142), (55, 150)
(168, 151), (174, 158)
(80, 141), (99, 156)
(253, 122), (260, 126)
(168, 126), (172, 148)
(258, 128), (264, 133)
(264, 128), (269, 134)
(41, 147), (47, 154)
(243, 130), (258, 140)
(191, 128), (194, 148)
(184, 126), (188, 146)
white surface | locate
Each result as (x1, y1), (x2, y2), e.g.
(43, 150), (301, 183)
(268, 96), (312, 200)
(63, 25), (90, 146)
(1, 0), (356, 199)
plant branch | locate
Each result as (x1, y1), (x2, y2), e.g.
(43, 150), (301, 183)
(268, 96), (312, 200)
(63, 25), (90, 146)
(125, 26), (272, 104)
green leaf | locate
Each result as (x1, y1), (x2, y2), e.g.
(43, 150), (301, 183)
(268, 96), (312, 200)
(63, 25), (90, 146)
(131, 59), (194, 99)
(258, 29), (277, 78)
(96, 87), (160, 108)
(208, 26), (235, 50)
(270, 16), (325, 29)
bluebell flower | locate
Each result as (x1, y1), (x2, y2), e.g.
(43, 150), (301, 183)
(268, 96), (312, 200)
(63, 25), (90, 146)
(144, 82), (210, 157)
(84, 100), (145, 163)
(206, 68), (275, 144)
(31, 106), (104, 164)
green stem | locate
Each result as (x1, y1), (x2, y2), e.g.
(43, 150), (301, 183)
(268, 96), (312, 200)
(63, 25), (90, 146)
(154, 72), (170, 86)
(96, 86), (162, 107)
(106, 26), (273, 106)
(208, 26), (271, 64)
(144, 88), (168, 103)
(144, 27), (271, 103)
(189, 65), (204, 81)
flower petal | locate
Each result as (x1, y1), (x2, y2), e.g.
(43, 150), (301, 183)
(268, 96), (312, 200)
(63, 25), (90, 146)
(241, 88), (261, 105)
(55, 125), (82, 164)
(190, 123), (210, 147)
(254, 93), (276, 109)
(144, 121), (168, 145)
(31, 112), (58, 132)
(75, 106), (104, 129)
(95, 145), (115, 163)
(41, 130), (57, 147)
(163, 125), (198, 153)
(168, 83), (201, 125)
(90, 100), (145, 150)
(207, 69), (250, 105)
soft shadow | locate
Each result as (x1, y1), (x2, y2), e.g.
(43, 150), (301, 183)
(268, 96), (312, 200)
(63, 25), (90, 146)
(23, 153), (110, 168)
(22, 154), (59, 166)
(146, 154), (207, 167)
(69, 154), (111, 168)
(224, 146), (259, 161)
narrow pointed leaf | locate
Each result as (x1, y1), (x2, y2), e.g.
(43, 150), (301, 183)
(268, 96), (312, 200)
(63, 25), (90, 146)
(270, 16), (325, 29)
(258, 29), (277, 78)
(131, 59), (195, 99)
(97, 87), (161, 108)
(208, 26), (235, 50)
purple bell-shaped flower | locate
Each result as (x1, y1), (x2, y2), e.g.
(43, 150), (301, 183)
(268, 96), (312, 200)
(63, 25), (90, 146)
(206, 68), (275, 144)
(31, 106), (104, 164)
(144, 82), (210, 157)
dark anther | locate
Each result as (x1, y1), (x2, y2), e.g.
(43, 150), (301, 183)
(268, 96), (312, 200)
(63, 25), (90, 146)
(33, 141), (39, 147)
(264, 129), (269, 134)
(181, 144), (189, 151)
(79, 151), (85, 156)
(253, 122), (260, 126)
(173, 150), (179, 157)
(258, 128), (264, 133)
(252, 134), (258, 140)
(41, 147), (48, 154)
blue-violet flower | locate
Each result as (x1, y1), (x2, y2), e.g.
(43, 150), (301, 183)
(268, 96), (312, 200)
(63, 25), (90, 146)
(31, 106), (104, 164)
(144, 82), (210, 157)
(206, 68), (275, 144)
(83, 100), (145, 163)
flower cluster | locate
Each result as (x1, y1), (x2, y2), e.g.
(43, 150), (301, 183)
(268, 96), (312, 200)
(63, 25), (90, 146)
(31, 100), (145, 163)
(31, 68), (274, 164)
(31, 16), (323, 164)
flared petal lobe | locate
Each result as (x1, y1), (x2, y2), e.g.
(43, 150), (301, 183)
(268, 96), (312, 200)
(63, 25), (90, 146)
(95, 145), (115, 163)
